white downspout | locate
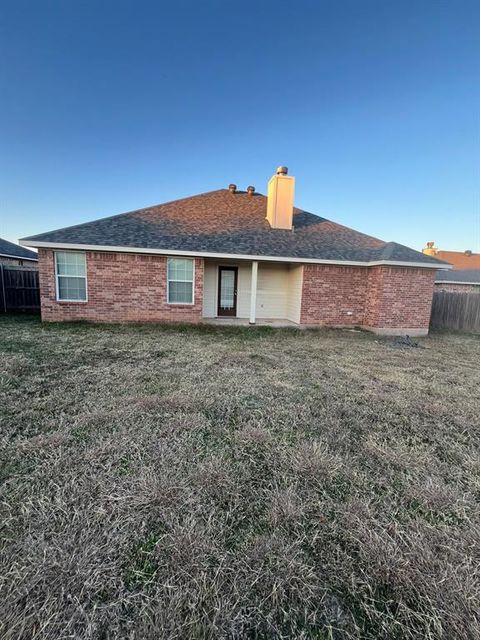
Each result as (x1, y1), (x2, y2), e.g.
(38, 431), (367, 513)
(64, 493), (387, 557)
(249, 261), (258, 325)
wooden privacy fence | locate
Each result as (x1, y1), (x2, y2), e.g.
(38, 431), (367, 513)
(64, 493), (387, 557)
(0, 264), (40, 313)
(430, 291), (480, 333)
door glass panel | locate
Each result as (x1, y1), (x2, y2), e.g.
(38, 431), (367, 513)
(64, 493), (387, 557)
(220, 271), (235, 309)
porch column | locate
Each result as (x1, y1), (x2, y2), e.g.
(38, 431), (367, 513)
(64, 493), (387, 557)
(249, 261), (258, 324)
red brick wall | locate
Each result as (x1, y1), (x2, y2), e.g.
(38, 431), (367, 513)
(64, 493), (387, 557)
(38, 249), (438, 332)
(301, 264), (437, 333)
(435, 283), (478, 293)
(38, 249), (204, 323)
(363, 266), (437, 331)
(300, 265), (368, 325)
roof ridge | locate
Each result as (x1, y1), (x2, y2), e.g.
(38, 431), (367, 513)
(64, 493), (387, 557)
(294, 211), (386, 247)
(378, 241), (396, 260)
(20, 189), (232, 242)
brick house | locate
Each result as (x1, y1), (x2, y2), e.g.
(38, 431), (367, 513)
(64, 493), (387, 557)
(20, 167), (448, 335)
(422, 242), (480, 270)
(435, 269), (480, 293)
(0, 237), (38, 267)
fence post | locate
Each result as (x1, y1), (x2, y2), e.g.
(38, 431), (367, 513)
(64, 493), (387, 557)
(0, 264), (6, 313)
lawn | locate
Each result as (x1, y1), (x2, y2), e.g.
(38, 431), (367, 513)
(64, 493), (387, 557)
(1, 316), (479, 639)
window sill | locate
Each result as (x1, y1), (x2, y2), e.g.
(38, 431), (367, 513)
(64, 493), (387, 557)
(166, 302), (195, 307)
(56, 299), (88, 304)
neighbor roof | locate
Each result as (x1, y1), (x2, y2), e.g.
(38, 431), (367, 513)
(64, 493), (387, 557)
(20, 189), (447, 267)
(436, 269), (480, 284)
(432, 250), (480, 270)
(0, 237), (38, 261)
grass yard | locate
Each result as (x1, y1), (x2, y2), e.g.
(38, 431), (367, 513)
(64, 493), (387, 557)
(1, 316), (479, 640)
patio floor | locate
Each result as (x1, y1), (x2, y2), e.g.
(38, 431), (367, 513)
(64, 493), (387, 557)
(202, 317), (299, 328)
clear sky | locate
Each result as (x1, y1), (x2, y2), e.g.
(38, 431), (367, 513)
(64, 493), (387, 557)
(1, 0), (479, 253)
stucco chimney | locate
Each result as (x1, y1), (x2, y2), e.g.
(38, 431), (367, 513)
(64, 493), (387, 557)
(422, 241), (437, 256)
(266, 166), (295, 230)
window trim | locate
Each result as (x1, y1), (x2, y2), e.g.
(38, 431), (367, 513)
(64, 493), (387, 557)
(166, 257), (195, 305)
(55, 251), (88, 302)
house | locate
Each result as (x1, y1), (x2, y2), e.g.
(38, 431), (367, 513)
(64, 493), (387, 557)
(0, 237), (38, 267)
(423, 242), (480, 270)
(20, 167), (449, 335)
(435, 269), (480, 293)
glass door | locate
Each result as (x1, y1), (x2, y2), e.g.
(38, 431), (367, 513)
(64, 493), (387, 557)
(217, 267), (238, 316)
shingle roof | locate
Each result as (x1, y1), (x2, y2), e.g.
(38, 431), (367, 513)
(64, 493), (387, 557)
(433, 250), (480, 270)
(436, 269), (480, 284)
(0, 237), (38, 260)
(20, 189), (447, 266)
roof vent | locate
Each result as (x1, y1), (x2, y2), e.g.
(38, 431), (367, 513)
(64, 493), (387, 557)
(228, 183), (237, 193)
(276, 166), (288, 175)
(247, 185), (255, 196)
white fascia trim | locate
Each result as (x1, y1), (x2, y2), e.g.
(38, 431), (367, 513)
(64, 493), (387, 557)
(0, 253), (38, 261)
(436, 280), (479, 285)
(367, 260), (450, 270)
(19, 240), (451, 270)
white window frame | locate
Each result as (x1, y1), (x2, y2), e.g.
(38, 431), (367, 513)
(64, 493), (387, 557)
(55, 251), (88, 302)
(166, 258), (195, 305)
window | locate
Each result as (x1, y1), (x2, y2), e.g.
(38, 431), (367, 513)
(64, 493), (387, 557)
(55, 251), (87, 301)
(167, 258), (194, 304)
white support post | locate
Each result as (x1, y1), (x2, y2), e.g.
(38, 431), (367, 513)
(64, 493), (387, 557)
(249, 261), (258, 325)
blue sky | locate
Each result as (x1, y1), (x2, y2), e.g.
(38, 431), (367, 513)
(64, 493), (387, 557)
(1, 0), (479, 252)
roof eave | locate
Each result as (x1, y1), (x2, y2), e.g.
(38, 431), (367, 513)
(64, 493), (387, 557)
(436, 280), (479, 285)
(19, 240), (451, 270)
(0, 252), (38, 261)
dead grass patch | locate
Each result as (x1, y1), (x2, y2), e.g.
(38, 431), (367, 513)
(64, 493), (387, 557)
(1, 316), (479, 639)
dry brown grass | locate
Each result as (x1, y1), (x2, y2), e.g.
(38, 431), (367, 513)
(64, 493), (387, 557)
(1, 316), (479, 639)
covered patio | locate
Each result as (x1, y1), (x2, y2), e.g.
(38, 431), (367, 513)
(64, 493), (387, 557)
(202, 258), (303, 325)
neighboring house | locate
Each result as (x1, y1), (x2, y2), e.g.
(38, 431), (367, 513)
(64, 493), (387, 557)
(435, 269), (480, 293)
(20, 167), (448, 335)
(0, 237), (38, 267)
(423, 242), (480, 270)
